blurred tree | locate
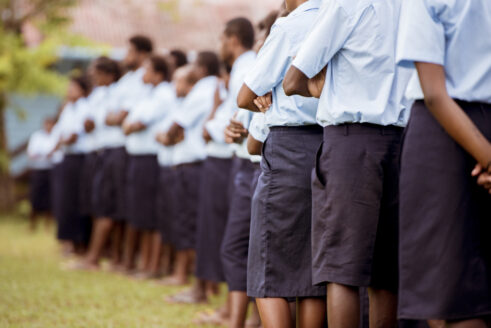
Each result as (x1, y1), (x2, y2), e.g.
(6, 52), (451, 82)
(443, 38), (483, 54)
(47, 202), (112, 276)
(0, 0), (76, 210)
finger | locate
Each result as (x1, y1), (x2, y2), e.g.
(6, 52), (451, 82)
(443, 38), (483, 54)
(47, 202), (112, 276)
(254, 99), (263, 110)
(472, 163), (483, 176)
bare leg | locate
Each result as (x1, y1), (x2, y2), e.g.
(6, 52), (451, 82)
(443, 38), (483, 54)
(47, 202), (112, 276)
(159, 250), (189, 285)
(160, 243), (172, 276)
(428, 320), (446, 328)
(367, 288), (397, 328)
(298, 297), (327, 328)
(229, 291), (249, 328)
(447, 319), (488, 328)
(121, 224), (139, 272)
(246, 301), (262, 327)
(206, 281), (220, 298)
(147, 231), (162, 276)
(85, 217), (113, 265)
(138, 231), (151, 271)
(110, 221), (124, 266)
(327, 283), (360, 328)
(256, 298), (294, 328)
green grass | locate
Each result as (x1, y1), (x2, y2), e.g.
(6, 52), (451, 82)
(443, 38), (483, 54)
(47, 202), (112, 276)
(0, 215), (224, 328)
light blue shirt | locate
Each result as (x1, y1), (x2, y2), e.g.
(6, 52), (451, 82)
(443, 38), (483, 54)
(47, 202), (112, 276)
(173, 76), (218, 165)
(244, 0), (320, 127)
(77, 86), (110, 152)
(27, 130), (56, 169)
(249, 113), (269, 144)
(205, 51), (257, 158)
(56, 100), (87, 154)
(397, 0), (491, 104)
(125, 82), (176, 155)
(292, 0), (412, 127)
(101, 69), (152, 149)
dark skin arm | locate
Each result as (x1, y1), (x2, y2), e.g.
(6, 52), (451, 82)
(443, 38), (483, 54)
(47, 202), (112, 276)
(122, 121), (146, 136)
(247, 134), (263, 156)
(283, 65), (327, 98)
(202, 86), (223, 143)
(237, 84), (262, 112)
(416, 62), (491, 192)
(161, 122), (185, 146)
(63, 133), (78, 146)
(105, 110), (129, 126)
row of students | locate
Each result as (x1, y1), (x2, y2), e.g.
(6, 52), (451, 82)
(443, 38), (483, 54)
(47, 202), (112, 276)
(27, 0), (491, 327)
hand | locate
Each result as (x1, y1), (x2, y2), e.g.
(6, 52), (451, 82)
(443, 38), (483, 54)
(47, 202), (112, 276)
(84, 119), (95, 133)
(202, 127), (212, 143)
(156, 132), (172, 146)
(472, 163), (491, 193)
(253, 93), (272, 113)
(224, 118), (248, 144)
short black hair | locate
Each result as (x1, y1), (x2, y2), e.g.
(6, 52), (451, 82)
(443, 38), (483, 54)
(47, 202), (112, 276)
(225, 17), (255, 49)
(71, 75), (91, 97)
(149, 55), (171, 82)
(129, 35), (153, 53)
(196, 51), (220, 77)
(170, 49), (188, 68)
(94, 56), (122, 82)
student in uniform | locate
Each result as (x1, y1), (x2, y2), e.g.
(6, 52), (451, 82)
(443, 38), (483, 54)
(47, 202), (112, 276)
(80, 36), (153, 270)
(122, 55), (174, 278)
(282, 0), (411, 327)
(54, 75), (92, 255)
(396, 0), (491, 326)
(236, 0), (327, 326)
(155, 65), (197, 279)
(183, 18), (256, 311)
(157, 52), (221, 292)
(27, 117), (57, 231)
(78, 57), (121, 233)
(168, 49), (188, 76)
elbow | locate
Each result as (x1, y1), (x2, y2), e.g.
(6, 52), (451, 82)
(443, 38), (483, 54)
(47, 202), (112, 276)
(423, 91), (447, 110)
(283, 78), (298, 97)
(237, 94), (249, 110)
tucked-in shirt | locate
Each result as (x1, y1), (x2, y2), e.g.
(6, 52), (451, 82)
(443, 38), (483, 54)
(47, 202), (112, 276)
(76, 86), (111, 152)
(244, 1), (320, 127)
(101, 69), (152, 149)
(155, 99), (182, 167)
(173, 76), (218, 165)
(56, 100), (87, 154)
(397, 0), (491, 104)
(27, 130), (57, 169)
(125, 82), (176, 155)
(205, 51), (257, 158)
(293, 0), (412, 127)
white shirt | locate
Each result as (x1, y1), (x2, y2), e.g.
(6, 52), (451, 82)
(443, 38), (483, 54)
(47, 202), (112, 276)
(292, 0), (412, 127)
(156, 99), (182, 167)
(56, 100), (87, 154)
(234, 109), (261, 162)
(101, 69), (152, 149)
(125, 82), (176, 155)
(205, 51), (258, 158)
(27, 130), (56, 169)
(244, 0), (320, 127)
(173, 76), (218, 165)
(397, 0), (491, 104)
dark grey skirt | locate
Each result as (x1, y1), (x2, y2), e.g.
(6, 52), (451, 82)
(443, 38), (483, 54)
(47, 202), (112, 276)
(126, 154), (159, 231)
(171, 162), (203, 251)
(221, 159), (258, 292)
(195, 156), (233, 283)
(92, 147), (128, 221)
(311, 123), (403, 291)
(79, 152), (100, 217)
(29, 169), (52, 212)
(157, 166), (176, 244)
(51, 163), (63, 223)
(398, 100), (491, 320)
(248, 125), (326, 298)
(56, 154), (91, 244)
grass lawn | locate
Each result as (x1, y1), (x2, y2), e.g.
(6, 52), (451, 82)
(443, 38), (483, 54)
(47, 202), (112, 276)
(0, 214), (224, 328)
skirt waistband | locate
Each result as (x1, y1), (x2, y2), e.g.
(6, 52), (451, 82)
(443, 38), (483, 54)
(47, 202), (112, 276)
(324, 123), (404, 136)
(269, 125), (323, 134)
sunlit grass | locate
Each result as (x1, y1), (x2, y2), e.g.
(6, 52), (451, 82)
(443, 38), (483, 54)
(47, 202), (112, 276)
(0, 215), (224, 328)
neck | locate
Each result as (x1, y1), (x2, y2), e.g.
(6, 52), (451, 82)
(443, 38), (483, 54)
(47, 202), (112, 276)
(229, 47), (248, 67)
(292, 0), (308, 11)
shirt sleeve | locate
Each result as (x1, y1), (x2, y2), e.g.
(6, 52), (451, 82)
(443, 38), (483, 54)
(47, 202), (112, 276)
(249, 113), (269, 143)
(174, 91), (208, 129)
(396, 0), (445, 68)
(243, 25), (292, 96)
(292, 1), (357, 78)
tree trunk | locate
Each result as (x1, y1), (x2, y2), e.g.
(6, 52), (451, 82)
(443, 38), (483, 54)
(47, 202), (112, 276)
(0, 92), (15, 212)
